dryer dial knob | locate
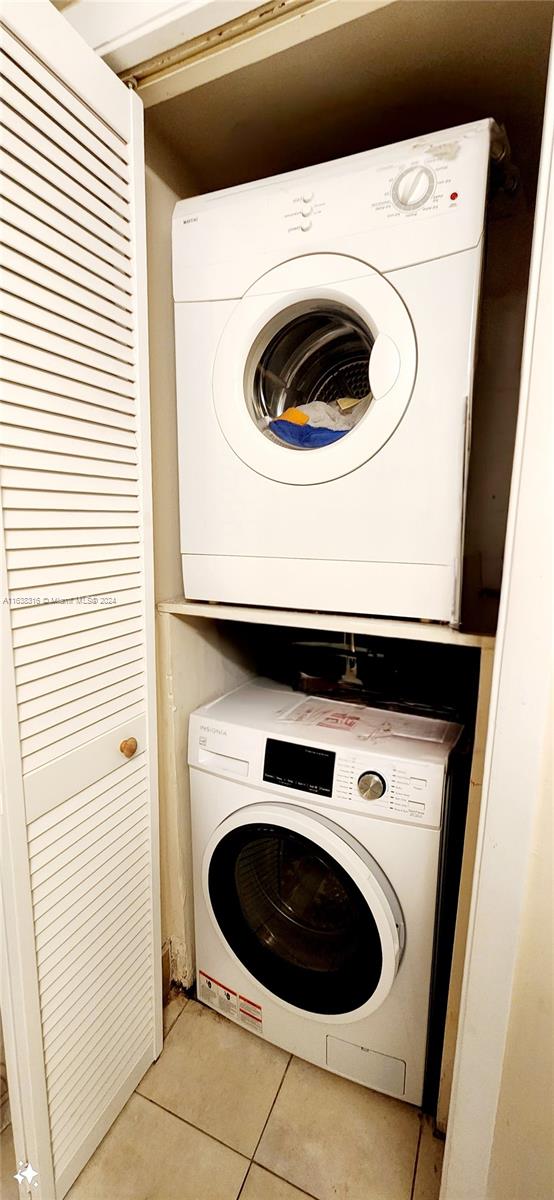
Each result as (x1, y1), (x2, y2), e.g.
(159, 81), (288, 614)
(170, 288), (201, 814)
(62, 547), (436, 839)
(358, 771), (386, 801)
(392, 165), (435, 209)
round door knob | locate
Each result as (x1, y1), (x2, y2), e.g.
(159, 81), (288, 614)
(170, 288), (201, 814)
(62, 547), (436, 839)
(358, 771), (386, 801)
(120, 737), (138, 759)
(391, 165), (435, 210)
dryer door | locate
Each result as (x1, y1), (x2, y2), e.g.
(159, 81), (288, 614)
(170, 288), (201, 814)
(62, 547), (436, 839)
(213, 254), (416, 484)
(203, 803), (405, 1020)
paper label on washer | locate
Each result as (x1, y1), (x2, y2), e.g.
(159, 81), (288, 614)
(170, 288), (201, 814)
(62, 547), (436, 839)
(199, 971), (238, 1017)
(280, 698), (448, 743)
(238, 994), (263, 1032)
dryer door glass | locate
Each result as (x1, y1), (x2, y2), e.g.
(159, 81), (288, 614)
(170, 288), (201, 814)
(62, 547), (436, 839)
(208, 823), (383, 1015)
(248, 304), (374, 449)
(212, 254), (417, 486)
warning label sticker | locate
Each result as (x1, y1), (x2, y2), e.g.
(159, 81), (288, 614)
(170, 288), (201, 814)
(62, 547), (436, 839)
(238, 994), (263, 1033)
(198, 971), (238, 1017)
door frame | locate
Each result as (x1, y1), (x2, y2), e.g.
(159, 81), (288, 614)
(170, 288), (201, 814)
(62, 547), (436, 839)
(441, 31), (553, 1200)
(1, 499), (56, 1195)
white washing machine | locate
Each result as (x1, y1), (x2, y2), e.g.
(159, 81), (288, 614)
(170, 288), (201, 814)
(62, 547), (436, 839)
(173, 119), (492, 624)
(189, 680), (461, 1105)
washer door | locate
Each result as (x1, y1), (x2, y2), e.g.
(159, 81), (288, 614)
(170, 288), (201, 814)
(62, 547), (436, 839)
(213, 254), (417, 485)
(203, 803), (405, 1020)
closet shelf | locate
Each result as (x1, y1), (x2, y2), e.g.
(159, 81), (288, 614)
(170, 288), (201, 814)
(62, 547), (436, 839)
(157, 598), (495, 649)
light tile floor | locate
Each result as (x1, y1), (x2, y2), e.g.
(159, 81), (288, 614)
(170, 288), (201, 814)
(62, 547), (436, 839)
(1, 997), (444, 1200)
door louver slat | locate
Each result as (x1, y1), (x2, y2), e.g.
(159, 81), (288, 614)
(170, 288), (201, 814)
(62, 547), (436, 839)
(0, 171), (131, 280)
(0, 25), (129, 165)
(1, 295), (135, 364)
(37, 853), (150, 972)
(0, 260), (134, 344)
(2, 356), (136, 409)
(0, 51), (129, 197)
(37, 865), (150, 977)
(1, 404), (136, 446)
(0, 243), (132, 319)
(0, 215), (134, 311)
(0, 315), (135, 381)
(0, 124), (130, 237)
(11, 605), (144, 650)
(0, 152), (130, 259)
(46, 985), (151, 1115)
(1, 198), (132, 296)
(9, 541), (140, 569)
(0, 337), (136, 398)
(15, 628), (144, 681)
(0, 80), (130, 215)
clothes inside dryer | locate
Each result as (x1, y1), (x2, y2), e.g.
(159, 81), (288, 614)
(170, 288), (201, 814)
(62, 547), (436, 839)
(250, 303), (374, 448)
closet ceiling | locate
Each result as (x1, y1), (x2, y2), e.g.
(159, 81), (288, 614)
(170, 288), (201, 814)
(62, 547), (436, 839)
(145, 0), (553, 196)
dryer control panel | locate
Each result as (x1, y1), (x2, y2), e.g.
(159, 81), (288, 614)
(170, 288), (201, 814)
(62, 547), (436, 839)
(173, 118), (491, 301)
(281, 150), (464, 239)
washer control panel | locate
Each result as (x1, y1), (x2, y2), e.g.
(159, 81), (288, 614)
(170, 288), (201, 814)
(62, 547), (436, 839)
(334, 755), (445, 828)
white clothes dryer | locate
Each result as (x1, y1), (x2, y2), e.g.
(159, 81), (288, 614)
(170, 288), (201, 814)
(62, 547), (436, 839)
(189, 680), (461, 1105)
(173, 120), (492, 624)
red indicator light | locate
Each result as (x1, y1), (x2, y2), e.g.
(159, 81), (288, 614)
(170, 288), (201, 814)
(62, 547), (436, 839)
(450, 191), (459, 201)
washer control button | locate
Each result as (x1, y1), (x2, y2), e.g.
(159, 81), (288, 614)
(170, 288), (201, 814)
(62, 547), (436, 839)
(357, 771), (386, 801)
(301, 207), (312, 217)
(302, 190), (314, 203)
(301, 219), (312, 231)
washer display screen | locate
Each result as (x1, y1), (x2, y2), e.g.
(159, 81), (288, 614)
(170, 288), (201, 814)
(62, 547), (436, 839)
(263, 738), (335, 797)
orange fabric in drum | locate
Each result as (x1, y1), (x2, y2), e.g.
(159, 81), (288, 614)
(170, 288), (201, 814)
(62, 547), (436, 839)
(279, 408), (309, 425)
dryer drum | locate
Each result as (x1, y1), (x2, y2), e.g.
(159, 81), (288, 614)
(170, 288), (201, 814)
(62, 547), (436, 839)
(208, 823), (384, 1015)
(251, 303), (374, 428)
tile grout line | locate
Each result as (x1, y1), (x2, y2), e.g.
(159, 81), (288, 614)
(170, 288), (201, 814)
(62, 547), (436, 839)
(162, 997), (189, 1038)
(234, 1054), (294, 1200)
(409, 1115), (424, 1200)
(234, 1162), (252, 1200)
(250, 1160), (323, 1200)
(251, 1053), (293, 1163)
(134, 1091), (251, 1163)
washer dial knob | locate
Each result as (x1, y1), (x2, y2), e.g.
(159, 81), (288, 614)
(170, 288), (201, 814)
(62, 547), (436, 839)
(392, 165), (435, 210)
(357, 771), (386, 801)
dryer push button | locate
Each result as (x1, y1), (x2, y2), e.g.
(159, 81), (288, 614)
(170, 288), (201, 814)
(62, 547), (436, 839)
(358, 771), (386, 801)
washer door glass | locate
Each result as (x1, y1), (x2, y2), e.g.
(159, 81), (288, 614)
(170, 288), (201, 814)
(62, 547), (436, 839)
(208, 823), (384, 1015)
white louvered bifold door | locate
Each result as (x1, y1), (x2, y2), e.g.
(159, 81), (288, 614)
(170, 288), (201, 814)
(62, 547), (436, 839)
(0, 4), (161, 1198)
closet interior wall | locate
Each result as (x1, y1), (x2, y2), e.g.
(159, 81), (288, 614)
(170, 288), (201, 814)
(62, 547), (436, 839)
(145, 130), (266, 983)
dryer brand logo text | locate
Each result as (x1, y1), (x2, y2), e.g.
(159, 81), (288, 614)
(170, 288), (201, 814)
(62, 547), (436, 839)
(200, 724), (227, 737)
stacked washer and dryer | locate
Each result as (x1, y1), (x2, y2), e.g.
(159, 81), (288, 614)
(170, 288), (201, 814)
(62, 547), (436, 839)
(173, 120), (491, 1105)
